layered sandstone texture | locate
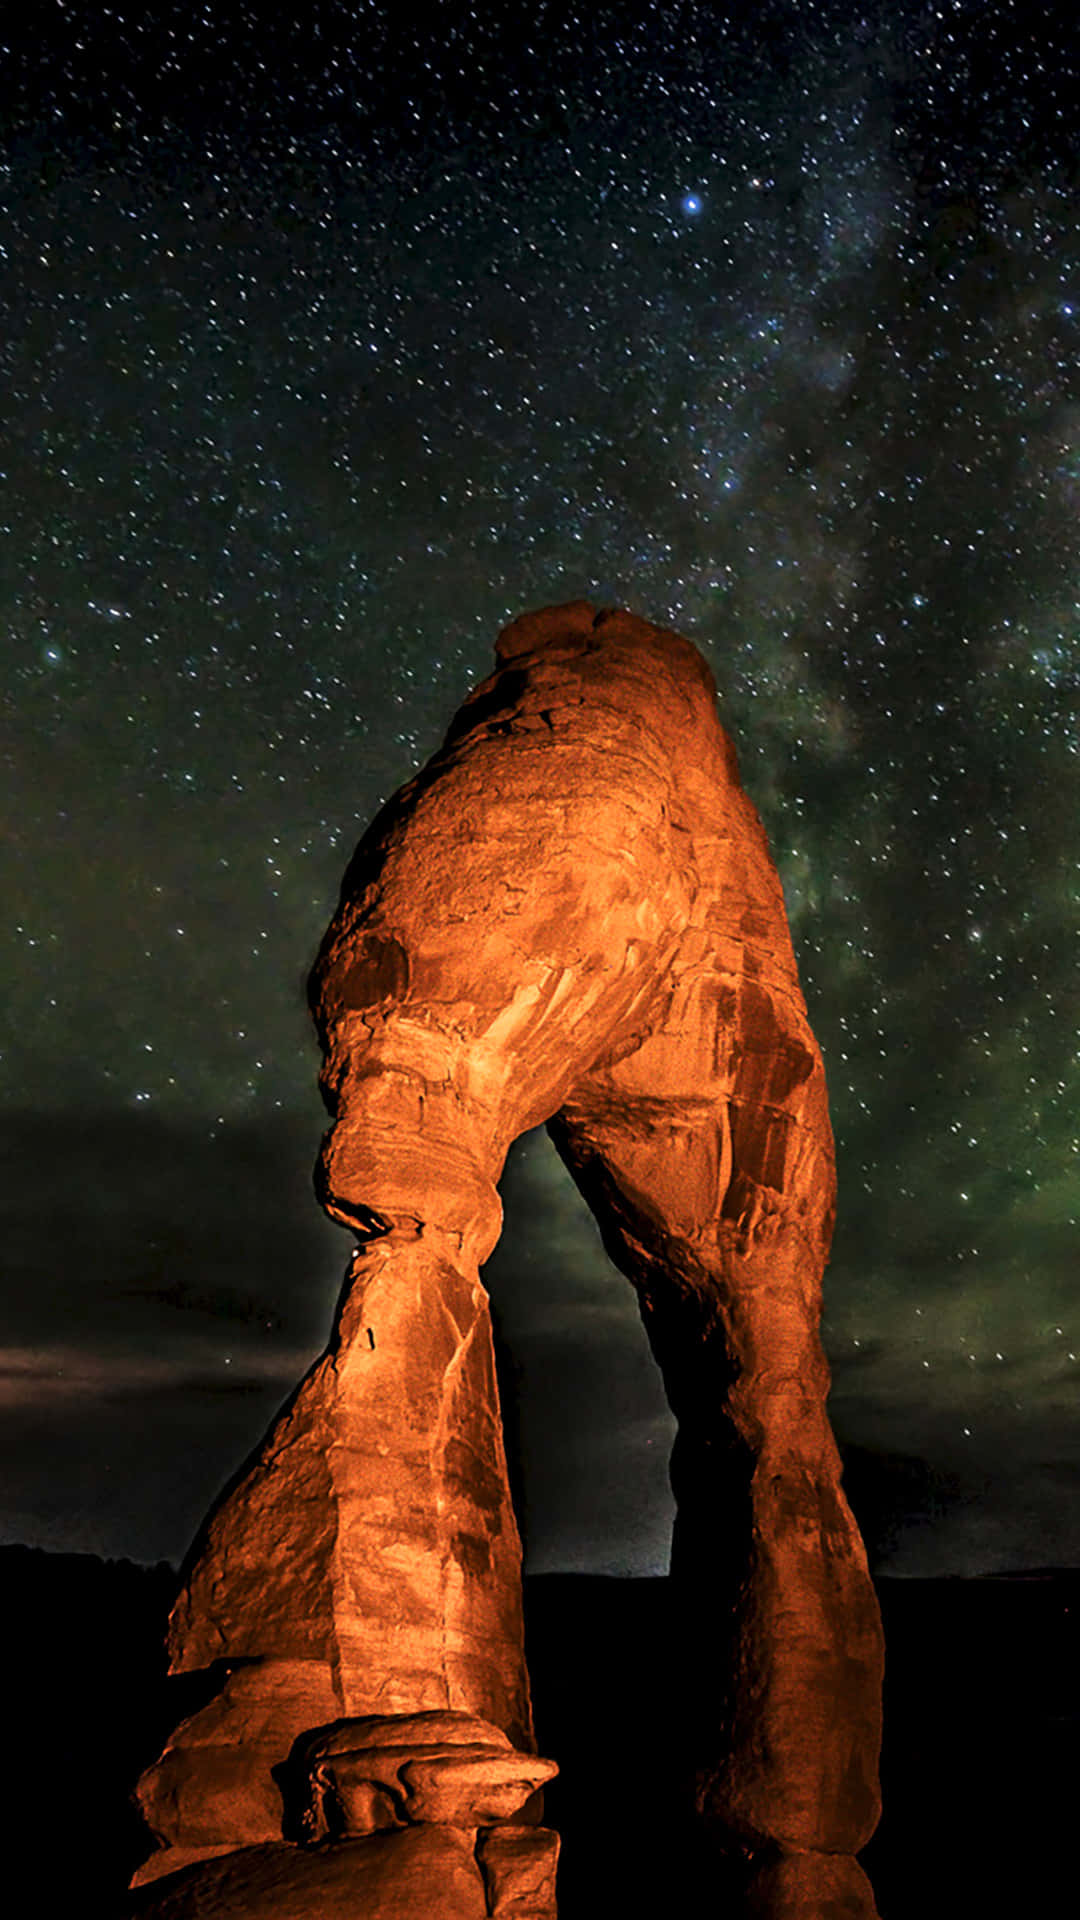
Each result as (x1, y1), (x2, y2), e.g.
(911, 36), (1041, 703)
(133, 601), (883, 1904)
(133, 1709), (558, 1918)
(288, 1710), (557, 1838)
(128, 1827), (558, 1920)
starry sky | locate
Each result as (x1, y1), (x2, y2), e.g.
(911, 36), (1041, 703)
(3, 0), (1079, 1579)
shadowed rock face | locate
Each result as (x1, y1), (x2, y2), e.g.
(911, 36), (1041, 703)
(133, 602), (883, 1900)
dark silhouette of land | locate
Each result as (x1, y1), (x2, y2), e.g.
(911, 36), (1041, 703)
(2, 1543), (1076, 1916)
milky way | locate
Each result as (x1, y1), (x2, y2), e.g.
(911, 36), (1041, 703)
(3, 1), (1078, 1574)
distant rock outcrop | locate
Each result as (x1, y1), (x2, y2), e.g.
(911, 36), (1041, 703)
(131, 603), (883, 1913)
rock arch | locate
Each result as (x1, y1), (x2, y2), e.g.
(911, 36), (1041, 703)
(132, 603), (883, 1904)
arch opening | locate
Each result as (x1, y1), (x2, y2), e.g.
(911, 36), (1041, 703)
(483, 1124), (677, 1579)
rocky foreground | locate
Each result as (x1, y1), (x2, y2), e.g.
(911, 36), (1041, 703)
(2, 1546), (1075, 1916)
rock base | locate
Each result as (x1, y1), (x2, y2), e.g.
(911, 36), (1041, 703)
(741, 1850), (880, 1918)
(128, 1825), (559, 1920)
(131, 1711), (558, 1918)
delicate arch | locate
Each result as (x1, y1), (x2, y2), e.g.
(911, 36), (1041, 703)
(133, 604), (882, 1893)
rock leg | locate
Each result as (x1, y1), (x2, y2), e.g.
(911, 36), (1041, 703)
(549, 1019), (883, 1852)
(134, 1232), (534, 1883)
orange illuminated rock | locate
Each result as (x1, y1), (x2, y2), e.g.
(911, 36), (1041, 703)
(288, 1710), (556, 1838)
(132, 601), (883, 1908)
(477, 1825), (561, 1916)
(128, 1830), (490, 1920)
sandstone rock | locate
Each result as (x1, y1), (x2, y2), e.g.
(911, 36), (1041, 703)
(128, 1830), (489, 1920)
(134, 1237), (535, 1879)
(476, 1824), (561, 1916)
(301, 1710), (516, 1758)
(133, 1659), (343, 1884)
(741, 1850), (881, 1918)
(288, 1710), (555, 1838)
(133, 600), (883, 1895)
(400, 1748), (558, 1827)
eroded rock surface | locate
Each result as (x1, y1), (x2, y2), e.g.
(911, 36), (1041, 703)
(477, 1825), (561, 1918)
(741, 1851), (882, 1919)
(135, 1709), (557, 1918)
(287, 1710), (556, 1839)
(128, 1830), (491, 1920)
(132, 601), (883, 1906)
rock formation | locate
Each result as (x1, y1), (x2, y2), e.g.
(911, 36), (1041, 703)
(288, 1711), (557, 1842)
(741, 1850), (881, 1919)
(131, 1710), (559, 1919)
(131, 602), (884, 1914)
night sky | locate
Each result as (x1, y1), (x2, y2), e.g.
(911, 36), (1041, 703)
(4, 1), (1078, 1580)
